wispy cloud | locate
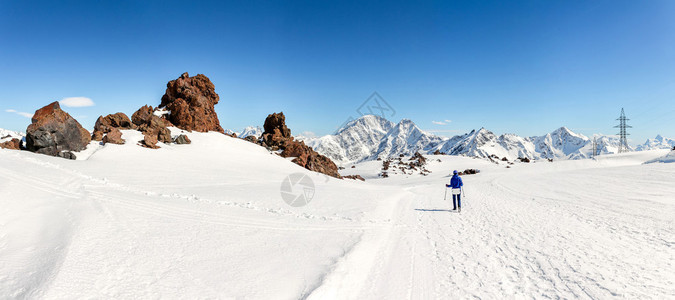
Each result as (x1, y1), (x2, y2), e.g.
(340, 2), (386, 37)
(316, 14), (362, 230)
(60, 97), (95, 107)
(5, 109), (32, 118)
(432, 119), (452, 125)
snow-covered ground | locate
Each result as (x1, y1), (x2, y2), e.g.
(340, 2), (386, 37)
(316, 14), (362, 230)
(1, 132), (673, 299)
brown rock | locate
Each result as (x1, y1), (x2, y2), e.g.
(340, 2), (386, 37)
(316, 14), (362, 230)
(141, 134), (159, 149)
(131, 105), (174, 148)
(174, 134), (191, 144)
(281, 140), (340, 178)
(0, 138), (21, 150)
(159, 72), (224, 133)
(344, 175), (365, 181)
(102, 128), (125, 145)
(92, 112), (134, 141)
(261, 112), (293, 150)
(25, 101), (91, 157)
(243, 135), (260, 144)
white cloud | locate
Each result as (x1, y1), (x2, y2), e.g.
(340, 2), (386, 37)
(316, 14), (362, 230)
(444, 119), (452, 123)
(432, 121), (447, 125)
(60, 97), (95, 107)
(5, 109), (32, 118)
(300, 131), (317, 138)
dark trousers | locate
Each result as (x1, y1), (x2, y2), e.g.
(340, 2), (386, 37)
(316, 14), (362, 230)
(453, 194), (461, 209)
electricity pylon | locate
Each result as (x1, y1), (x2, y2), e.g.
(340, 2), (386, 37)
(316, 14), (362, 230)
(614, 108), (632, 153)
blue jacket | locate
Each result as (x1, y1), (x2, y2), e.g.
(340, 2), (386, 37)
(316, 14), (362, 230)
(447, 174), (463, 189)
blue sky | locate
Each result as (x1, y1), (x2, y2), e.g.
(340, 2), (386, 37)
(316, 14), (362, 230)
(1, 0), (673, 145)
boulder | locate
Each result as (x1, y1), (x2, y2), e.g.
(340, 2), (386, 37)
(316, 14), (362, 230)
(25, 101), (91, 157)
(102, 128), (125, 145)
(174, 134), (191, 145)
(281, 140), (340, 178)
(141, 134), (159, 149)
(92, 112), (134, 141)
(261, 112), (293, 150)
(159, 72), (224, 133)
(0, 138), (21, 150)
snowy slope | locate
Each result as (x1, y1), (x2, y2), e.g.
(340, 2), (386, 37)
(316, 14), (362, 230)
(0, 131), (402, 299)
(645, 149), (675, 163)
(1, 132), (673, 298)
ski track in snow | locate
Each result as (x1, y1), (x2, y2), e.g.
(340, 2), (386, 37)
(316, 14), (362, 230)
(1, 139), (674, 299)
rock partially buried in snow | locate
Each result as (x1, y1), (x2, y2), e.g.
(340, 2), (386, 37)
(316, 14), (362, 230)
(92, 112), (135, 141)
(102, 128), (125, 145)
(25, 101), (91, 157)
(281, 140), (341, 178)
(0, 138), (21, 150)
(174, 134), (191, 145)
(159, 72), (224, 133)
(141, 133), (160, 149)
(343, 174), (365, 181)
(131, 105), (173, 147)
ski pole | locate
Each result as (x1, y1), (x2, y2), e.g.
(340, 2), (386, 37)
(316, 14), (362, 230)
(444, 186), (447, 201)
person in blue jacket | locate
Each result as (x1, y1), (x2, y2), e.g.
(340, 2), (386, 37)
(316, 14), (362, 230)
(446, 170), (463, 211)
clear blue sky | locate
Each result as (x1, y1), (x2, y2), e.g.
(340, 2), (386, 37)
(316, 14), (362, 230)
(1, 0), (674, 145)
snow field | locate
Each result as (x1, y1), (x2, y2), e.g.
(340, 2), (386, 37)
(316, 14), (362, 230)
(0, 130), (673, 299)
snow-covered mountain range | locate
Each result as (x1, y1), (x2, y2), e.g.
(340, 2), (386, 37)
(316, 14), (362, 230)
(302, 115), (657, 164)
(238, 126), (263, 138)
(635, 135), (675, 151)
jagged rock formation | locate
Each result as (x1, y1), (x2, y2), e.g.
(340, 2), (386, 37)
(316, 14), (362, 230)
(261, 112), (293, 150)
(280, 140), (341, 178)
(92, 112), (135, 142)
(25, 101), (91, 158)
(131, 105), (172, 148)
(159, 72), (224, 133)
(257, 112), (340, 178)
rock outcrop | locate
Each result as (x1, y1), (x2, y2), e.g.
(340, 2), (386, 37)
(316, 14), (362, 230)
(131, 105), (172, 148)
(25, 102), (91, 158)
(0, 138), (21, 150)
(159, 72), (224, 133)
(92, 112), (134, 141)
(281, 140), (341, 178)
(261, 112), (293, 150)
